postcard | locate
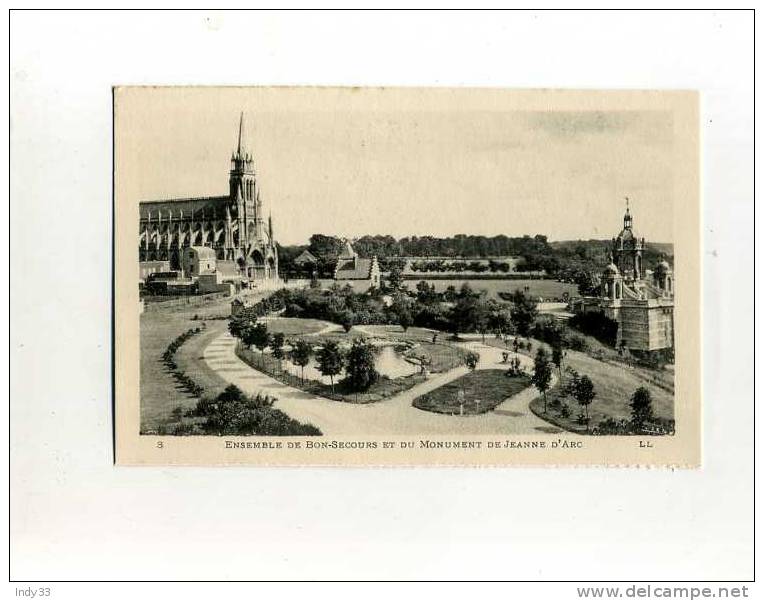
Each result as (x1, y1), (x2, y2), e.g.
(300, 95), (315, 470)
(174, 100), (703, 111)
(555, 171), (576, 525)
(114, 87), (700, 466)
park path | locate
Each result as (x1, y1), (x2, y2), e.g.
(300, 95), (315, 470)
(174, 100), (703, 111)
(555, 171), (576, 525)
(203, 329), (562, 436)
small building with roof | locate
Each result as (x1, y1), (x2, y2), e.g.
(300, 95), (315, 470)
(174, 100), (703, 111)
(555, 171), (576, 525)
(333, 239), (381, 292)
(182, 246), (217, 277)
(294, 249), (318, 267)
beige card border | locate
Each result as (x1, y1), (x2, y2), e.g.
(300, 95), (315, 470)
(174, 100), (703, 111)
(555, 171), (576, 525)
(114, 87), (700, 467)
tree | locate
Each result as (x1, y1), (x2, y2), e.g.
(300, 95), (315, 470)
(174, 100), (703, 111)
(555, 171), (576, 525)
(389, 295), (413, 332)
(344, 339), (379, 392)
(573, 375), (596, 428)
(289, 339), (313, 384)
(509, 290), (538, 337)
(228, 315), (249, 340)
(575, 270), (601, 297)
(630, 386), (653, 431)
(244, 323), (271, 367)
(415, 280), (438, 305)
(270, 332), (286, 371)
(386, 263), (404, 292)
(308, 234), (343, 261)
(449, 294), (481, 338)
(463, 351), (480, 372)
(338, 310), (355, 333)
(398, 308), (414, 332)
(551, 343), (565, 379)
(316, 341), (344, 394)
(488, 309), (513, 339)
(531, 347), (553, 413)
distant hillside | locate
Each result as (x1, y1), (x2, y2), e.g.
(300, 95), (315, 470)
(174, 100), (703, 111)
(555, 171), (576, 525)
(551, 239), (674, 259)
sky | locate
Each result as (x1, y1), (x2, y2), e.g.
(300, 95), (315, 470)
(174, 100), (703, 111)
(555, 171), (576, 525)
(117, 88), (676, 246)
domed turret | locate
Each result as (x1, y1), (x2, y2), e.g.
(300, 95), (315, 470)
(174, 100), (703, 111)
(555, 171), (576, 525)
(652, 256), (674, 296)
(612, 198), (645, 281)
(601, 255), (623, 300)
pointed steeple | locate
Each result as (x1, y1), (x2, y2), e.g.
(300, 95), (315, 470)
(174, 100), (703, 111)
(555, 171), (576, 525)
(237, 111), (244, 157)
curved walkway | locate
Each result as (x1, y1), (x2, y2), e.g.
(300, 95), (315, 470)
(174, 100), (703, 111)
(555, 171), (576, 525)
(203, 331), (562, 436)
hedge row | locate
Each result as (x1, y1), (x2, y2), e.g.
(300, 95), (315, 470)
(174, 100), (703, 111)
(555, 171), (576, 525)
(161, 327), (205, 398)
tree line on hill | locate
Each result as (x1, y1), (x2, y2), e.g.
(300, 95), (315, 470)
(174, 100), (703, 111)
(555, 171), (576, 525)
(278, 233), (673, 287)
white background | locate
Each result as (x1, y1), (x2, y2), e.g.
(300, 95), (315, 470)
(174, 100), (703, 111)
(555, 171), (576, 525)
(7, 8), (755, 592)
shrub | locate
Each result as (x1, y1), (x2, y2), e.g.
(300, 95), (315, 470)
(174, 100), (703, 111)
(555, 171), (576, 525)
(191, 384), (321, 436)
(531, 316), (566, 347)
(505, 356), (524, 377)
(566, 334), (588, 352)
(463, 351), (480, 371)
(172, 422), (202, 436)
(593, 417), (632, 435)
(569, 311), (619, 347)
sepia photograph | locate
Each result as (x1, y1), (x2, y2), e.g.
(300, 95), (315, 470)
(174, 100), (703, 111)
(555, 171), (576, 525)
(114, 87), (699, 465)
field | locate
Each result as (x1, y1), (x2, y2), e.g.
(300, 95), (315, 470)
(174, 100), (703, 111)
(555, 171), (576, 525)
(413, 370), (532, 415)
(316, 277), (577, 301)
(412, 278), (577, 301)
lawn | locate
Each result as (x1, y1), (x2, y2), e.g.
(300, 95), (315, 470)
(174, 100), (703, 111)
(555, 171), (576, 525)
(529, 349), (674, 434)
(140, 295), (237, 433)
(413, 370), (532, 415)
(415, 278), (578, 302)
(260, 317), (334, 336)
(400, 340), (468, 373)
(474, 331), (674, 433)
(174, 323), (231, 397)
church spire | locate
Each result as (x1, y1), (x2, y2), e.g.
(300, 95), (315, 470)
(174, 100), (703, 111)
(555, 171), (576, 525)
(237, 111), (244, 157)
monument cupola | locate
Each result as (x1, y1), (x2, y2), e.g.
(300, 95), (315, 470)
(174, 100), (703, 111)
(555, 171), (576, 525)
(612, 197), (645, 282)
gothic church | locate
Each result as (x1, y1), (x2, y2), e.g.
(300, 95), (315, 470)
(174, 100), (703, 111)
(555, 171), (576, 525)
(138, 114), (279, 281)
